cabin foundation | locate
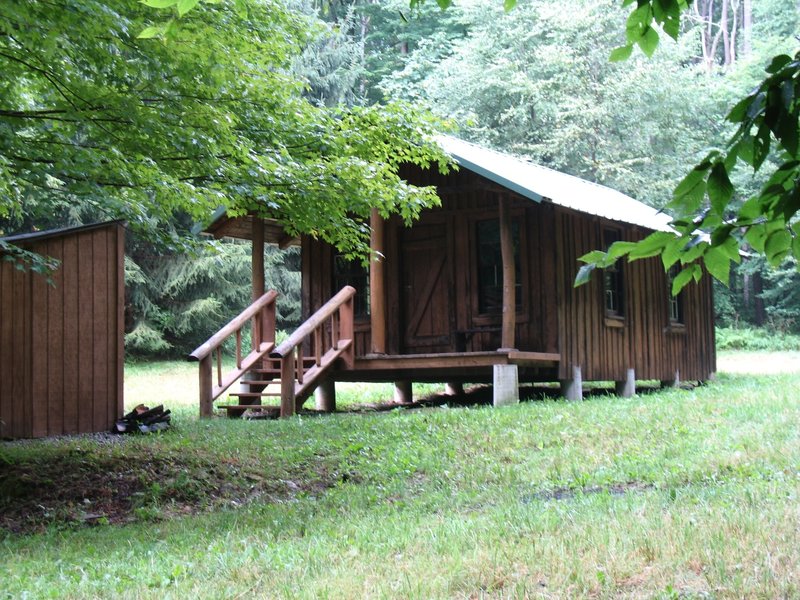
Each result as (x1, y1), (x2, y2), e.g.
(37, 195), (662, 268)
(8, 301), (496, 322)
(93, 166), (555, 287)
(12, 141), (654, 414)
(315, 378), (336, 412)
(615, 368), (636, 397)
(560, 366), (583, 401)
(493, 364), (519, 407)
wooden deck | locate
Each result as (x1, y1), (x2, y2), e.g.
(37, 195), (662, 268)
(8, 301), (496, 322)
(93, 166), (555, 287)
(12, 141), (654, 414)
(336, 350), (561, 383)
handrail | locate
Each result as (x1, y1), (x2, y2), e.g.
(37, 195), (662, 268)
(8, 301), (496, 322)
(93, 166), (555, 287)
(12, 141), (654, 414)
(189, 290), (278, 362)
(272, 286), (355, 417)
(271, 286), (355, 358)
(190, 290), (278, 417)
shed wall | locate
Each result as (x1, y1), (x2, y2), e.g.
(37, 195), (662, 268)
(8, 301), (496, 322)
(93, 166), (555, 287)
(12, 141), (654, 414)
(0, 223), (124, 438)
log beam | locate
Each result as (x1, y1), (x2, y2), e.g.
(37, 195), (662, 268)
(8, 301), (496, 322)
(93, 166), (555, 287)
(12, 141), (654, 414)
(498, 197), (516, 350)
(370, 208), (387, 354)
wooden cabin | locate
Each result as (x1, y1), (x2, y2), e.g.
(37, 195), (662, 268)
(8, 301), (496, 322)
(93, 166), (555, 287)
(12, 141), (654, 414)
(0, 222), (125, 438)
(194, 137), (715, 416)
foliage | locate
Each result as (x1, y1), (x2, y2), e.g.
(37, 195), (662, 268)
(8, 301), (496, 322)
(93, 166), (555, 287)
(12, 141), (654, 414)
(575, 2), (800, 295)
(5, 364), (800, 596)
(716, 326), (800, 351)
(0, 0), (451, 264)
(382, 0), (730, 209)
(125, 240), (301, 356)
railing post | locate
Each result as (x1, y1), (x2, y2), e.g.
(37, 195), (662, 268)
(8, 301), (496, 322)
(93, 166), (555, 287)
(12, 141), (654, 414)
(280, 350), (296, 417)
(340, 295), (354, 369)
(199, 355), (213, 417)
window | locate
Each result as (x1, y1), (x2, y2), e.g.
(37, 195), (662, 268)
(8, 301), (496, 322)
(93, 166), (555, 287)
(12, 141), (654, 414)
(667, 265), (684, 324)
(603, 228), (624, 318)
(333, 255), (369, 318)
(476, 219), (521, 315)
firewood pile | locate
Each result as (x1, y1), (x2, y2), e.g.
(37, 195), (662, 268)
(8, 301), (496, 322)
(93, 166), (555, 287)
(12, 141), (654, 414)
(112, 404), (171, 434)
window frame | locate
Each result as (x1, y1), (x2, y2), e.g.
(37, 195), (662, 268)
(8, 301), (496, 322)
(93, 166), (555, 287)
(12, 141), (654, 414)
(602, 227), (625, 324)
(666, 264), (686, 331)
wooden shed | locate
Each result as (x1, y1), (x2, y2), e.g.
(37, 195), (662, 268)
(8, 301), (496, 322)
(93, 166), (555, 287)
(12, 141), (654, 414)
(0, 222), (124, 439)
(194, 137), (715, 416)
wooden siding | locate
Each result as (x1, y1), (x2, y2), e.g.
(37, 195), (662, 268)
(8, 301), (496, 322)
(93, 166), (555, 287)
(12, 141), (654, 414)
(301, 166), (716, 383)
(0, 223), (124, 439)
(554, 208), (715, 381)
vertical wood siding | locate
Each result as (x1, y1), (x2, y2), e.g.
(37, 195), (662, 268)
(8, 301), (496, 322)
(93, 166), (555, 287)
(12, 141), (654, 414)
(554, 208), (715, 382)
(301, 166), (716, 383)
(0, 223), (124, 439)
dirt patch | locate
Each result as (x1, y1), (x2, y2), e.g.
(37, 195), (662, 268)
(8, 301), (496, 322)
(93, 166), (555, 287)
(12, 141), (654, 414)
(0, 447), (344, 535)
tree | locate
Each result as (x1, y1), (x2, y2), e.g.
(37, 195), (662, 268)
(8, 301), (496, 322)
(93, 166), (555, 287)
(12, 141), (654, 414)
(382, 0), (731, 209)
(0, 0), (451, 269)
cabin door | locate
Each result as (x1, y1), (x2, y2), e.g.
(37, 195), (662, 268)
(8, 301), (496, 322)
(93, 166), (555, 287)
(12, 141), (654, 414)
(400, 222), (452, 353)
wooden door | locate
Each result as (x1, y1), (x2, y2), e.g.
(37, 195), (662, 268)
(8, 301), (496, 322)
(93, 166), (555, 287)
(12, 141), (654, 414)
(401, 223), (453, 353)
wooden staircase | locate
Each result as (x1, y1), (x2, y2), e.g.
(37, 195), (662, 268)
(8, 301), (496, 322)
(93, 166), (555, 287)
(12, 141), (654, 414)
(189, 286), (356, 418)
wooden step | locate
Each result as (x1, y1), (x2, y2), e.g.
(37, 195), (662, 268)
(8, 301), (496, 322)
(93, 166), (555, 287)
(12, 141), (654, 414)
(228, 391), (282, 397)
(235, 379), (279, 386)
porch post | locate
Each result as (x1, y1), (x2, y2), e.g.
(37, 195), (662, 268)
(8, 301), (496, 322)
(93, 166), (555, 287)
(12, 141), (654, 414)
(370, 208), (387, 354)
(251, 216), (265, 354)
(498, 197), (516, 351)
(252, 216), (265, 301)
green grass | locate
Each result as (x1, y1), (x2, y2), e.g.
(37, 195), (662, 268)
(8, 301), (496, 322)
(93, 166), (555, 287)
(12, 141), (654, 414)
(3, 360), (800, 598)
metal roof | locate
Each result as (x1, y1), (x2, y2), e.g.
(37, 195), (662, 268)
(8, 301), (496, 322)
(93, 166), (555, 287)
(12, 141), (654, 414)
(437, 136), (673, 232)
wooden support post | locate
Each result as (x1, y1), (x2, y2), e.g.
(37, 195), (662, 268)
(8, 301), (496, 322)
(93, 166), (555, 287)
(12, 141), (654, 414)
(199, 355), (213, 417)
(444, 382), (464, 396)
(560, 365), (583, 401)
(394, 380), (412, 404)
(493, 364), (519, 407)
(615, 368), (636, 398)
(660, 369), (680, 389)
(498, 197), (516, 351)
(280, 351), (296, 417)
(252, 217), (265, 352)
(315, 378), (336, 412)
(370, 208), (387, 354)
(252, 217), (265, 301)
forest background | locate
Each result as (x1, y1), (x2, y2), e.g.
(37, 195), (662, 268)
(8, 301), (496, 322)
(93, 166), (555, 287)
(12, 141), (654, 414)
(1, 0), (798, 357)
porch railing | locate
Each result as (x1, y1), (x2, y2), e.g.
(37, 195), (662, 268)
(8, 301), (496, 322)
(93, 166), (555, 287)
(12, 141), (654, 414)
(270, 286), (355, 416)
(189, 290), (278, 417)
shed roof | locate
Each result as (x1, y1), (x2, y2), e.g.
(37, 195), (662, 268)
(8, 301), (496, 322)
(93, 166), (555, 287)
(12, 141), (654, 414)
(437, 136), (673, 232)
(0, 221), (124, 245)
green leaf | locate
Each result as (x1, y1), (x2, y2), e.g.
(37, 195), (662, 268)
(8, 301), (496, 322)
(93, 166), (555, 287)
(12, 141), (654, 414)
(435, 0), (453, 8)
(177, 0), (201, 16)
(765, 229), (792, 266)
(727, 96), (751, 123)
(672, 166), (708, 213)
(707, 162), (734, 216)
(140, 0), (178, 7)
(628, 231), (674, 260)
(637, 26), (659, 57)
(703, 246), (730, 285)
(578, 250), (609, 264)
(661, 236), (685, 270)
(766, 54), (792, 74)
(233, 0), (248, 18)
(574, 263), (595, 287)
(671, 266), (695, 295)
(609, 45), (634, 62)
(136, 26), (164, 39)
(503, 0), (517, 11)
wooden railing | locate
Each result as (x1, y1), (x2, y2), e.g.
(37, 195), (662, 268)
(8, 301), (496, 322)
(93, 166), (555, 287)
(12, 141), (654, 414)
(270, 286), (355, 416)
(189, 290), (278, 417)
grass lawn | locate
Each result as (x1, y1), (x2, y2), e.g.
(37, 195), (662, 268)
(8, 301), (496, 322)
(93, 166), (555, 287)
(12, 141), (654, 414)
(2, 354), (800, 598)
